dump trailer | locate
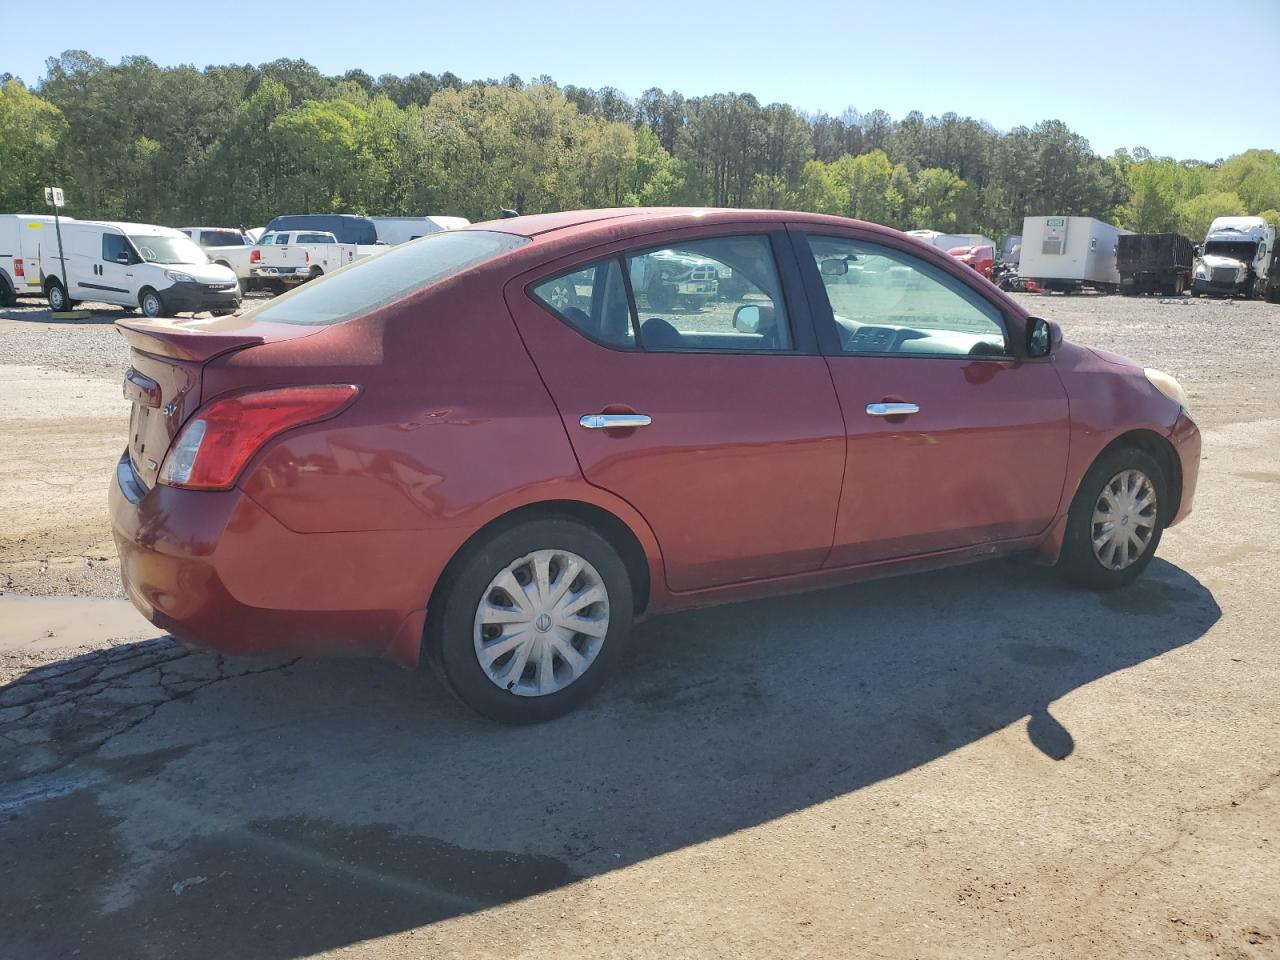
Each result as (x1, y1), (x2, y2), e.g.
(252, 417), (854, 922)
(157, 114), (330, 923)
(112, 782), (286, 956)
(1117, 233), (1195, 296)
(1019, 216), (1131, 293)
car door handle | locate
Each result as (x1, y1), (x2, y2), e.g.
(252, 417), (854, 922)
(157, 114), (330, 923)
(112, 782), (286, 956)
(866, 402), (920, 417)
(579, 414), (652, 430)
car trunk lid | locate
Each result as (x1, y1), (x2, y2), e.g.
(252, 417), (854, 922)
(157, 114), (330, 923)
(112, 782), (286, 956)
(115, 314), (321, 490)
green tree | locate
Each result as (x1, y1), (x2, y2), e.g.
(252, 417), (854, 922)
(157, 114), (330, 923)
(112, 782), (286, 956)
(0, 80), (67, 212)
(1176, 191), (1248, 240)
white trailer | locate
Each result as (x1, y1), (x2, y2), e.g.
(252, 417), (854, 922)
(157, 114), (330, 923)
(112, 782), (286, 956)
(0, 214), (73, 304)
(370, 216), (470, 246)
(1019, 216), (1131, 293)
(905, 229), (996, 253)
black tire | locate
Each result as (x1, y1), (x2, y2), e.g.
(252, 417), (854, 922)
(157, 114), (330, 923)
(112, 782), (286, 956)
(646, 277), (676, 311)
(46, 280), (69, 312)
(0, 276), (15, 307)
(425, 517), (635, 724)
(1057, 446), (1167, 590)
(307, 266), (323, 281)
(719, 276), (749, 301)
(139, 288), (165, 318)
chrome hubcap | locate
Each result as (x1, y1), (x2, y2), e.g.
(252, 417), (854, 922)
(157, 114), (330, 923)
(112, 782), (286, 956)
(1091, 469), (1158, 570)
(473, 549), (609, 697)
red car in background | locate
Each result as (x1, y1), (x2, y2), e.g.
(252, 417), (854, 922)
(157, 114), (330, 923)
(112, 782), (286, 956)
(948, 243), (996, 280)
(110, 208), (1199, 723)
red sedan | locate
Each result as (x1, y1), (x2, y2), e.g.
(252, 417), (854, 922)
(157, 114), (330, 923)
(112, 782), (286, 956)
(110, 208), (1199, 723)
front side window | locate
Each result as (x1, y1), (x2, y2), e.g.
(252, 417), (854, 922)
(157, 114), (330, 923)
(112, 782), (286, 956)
(805, 235), (1007, 358)
(102, 233), (131, 263)
(625, 236), (792, 351)
(532, 259), (634, 348)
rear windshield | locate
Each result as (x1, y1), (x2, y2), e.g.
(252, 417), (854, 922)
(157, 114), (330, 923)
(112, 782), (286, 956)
(243, 230), (529, 326)
(198, 230), (245, 247)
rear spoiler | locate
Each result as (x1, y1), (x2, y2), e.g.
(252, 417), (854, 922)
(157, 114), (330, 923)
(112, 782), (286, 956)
(115, 317), (265, 363)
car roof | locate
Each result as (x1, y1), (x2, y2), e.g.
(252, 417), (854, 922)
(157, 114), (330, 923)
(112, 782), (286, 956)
(469, 207), (902, 244)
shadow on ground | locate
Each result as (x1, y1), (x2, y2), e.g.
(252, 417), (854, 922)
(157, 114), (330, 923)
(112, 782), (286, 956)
(0, 557), (1220, 958)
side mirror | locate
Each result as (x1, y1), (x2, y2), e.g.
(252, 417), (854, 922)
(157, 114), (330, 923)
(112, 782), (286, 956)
(1026, 316), (1062, 358)
(116, 252), (132, 265)
(820, 258), (849, 277)
(732, 304), (761, 334)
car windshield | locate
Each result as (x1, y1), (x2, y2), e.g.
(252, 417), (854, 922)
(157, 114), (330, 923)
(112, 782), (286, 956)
(128, 234), (208, 265)
(243, 230), (530, 325)
(1203, 239), (1257, 261)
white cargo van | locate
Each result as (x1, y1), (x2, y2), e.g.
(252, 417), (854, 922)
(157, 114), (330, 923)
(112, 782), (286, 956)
(0, 214), (72, 305)
(1019, 216), (1131, 293)
(39, 221), (241, 317)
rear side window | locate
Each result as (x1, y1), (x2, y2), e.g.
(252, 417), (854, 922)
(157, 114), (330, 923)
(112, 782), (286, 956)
(245, 230), (529, 326)
(297, 233), (334, 244)
(532, 259), (634, 348)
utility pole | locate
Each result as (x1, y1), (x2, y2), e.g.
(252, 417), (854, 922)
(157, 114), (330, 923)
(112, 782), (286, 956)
(44, 186), (68, 303)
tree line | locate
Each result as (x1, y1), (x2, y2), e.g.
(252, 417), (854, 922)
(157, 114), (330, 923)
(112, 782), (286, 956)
(3, 51), (1278, 242)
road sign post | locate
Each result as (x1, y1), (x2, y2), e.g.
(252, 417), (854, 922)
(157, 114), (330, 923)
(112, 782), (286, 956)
(44, 187), (68, 310)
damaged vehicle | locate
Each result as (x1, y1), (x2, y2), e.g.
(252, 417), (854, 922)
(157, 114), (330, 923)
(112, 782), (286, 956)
(1191, 216), (1275, 298)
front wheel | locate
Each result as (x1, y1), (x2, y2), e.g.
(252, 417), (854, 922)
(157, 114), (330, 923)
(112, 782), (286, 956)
(46, 281), (68, 312)
(1058, 447), (1166, 590)
(139, 289), (165, 318)
(426, 518), (634, 723)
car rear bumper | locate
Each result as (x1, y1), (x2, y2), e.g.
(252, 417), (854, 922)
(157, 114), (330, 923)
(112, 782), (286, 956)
(251, 266), (310, 282)
(110, 452), (427, 667)
(1169, 410), (1200, 526)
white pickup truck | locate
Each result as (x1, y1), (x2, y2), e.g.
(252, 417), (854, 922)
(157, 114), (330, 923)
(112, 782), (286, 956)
(249, 230), (382, 288)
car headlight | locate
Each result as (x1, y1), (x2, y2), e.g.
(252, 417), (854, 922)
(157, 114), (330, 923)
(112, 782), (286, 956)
(1193, 264), (1209, 278)
(164, 270), (195, 283)
(1145, 368), (1189, 412)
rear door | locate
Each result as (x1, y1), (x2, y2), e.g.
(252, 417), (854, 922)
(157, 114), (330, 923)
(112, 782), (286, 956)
(793, 228), (1070, 566)
(506, 226), (846, 593)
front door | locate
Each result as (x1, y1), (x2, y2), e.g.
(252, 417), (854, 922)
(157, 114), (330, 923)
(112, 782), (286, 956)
(97, 232), (137, 306)
(506, 229), (846, 593)
(793, 229), (1071, 566)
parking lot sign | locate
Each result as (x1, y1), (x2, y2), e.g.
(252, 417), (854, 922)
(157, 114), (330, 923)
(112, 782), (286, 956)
(44, 186), (65, 207)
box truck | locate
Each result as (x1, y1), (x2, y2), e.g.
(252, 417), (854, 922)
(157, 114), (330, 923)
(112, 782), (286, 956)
(1117, 233), (1195, 296)
(1019, 216), (1131, 293)
(0, 214), (73, 305)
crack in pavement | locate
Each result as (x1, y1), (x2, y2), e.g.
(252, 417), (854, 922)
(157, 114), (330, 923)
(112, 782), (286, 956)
(0, 640), (300, 792)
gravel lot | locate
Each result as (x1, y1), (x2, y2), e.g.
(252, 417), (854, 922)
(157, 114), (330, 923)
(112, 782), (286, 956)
(0, 291), (1277, 959)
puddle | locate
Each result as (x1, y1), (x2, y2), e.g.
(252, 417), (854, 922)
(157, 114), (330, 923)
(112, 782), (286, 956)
(0, 594), (160, 654)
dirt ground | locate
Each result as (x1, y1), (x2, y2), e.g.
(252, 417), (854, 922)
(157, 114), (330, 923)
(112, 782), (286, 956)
(0, 292), (1277, 959)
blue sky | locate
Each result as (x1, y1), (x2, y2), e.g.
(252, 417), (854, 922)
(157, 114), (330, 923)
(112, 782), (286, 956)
(6, 0), (1278, 161)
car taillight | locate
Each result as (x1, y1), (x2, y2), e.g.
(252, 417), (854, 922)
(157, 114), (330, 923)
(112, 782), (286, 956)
(158, 385), (360, 490)
(13, 258), (23, 277)
(250, 249), (261, 263)
(304, 251), (310, 264)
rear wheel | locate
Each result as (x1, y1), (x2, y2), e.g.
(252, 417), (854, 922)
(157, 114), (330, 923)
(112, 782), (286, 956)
(1058, 447), (1166, 590)
(0, 277), (15, 307)
(426, 517), (634, 724)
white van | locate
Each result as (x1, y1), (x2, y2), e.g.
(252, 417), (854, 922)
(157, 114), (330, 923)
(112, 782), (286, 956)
(39, 221), (241, 317)
(0, 214), (72, 305)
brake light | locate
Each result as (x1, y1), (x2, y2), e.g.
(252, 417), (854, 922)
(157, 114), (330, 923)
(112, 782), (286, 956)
(250, 249), (261, 263)
(13, 259), (23, 277)
(304, 251), (310, 264)
(158, 385), (360, 490)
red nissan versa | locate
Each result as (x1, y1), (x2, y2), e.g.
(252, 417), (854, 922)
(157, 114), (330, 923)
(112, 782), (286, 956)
(110, 208), (1200, 723)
